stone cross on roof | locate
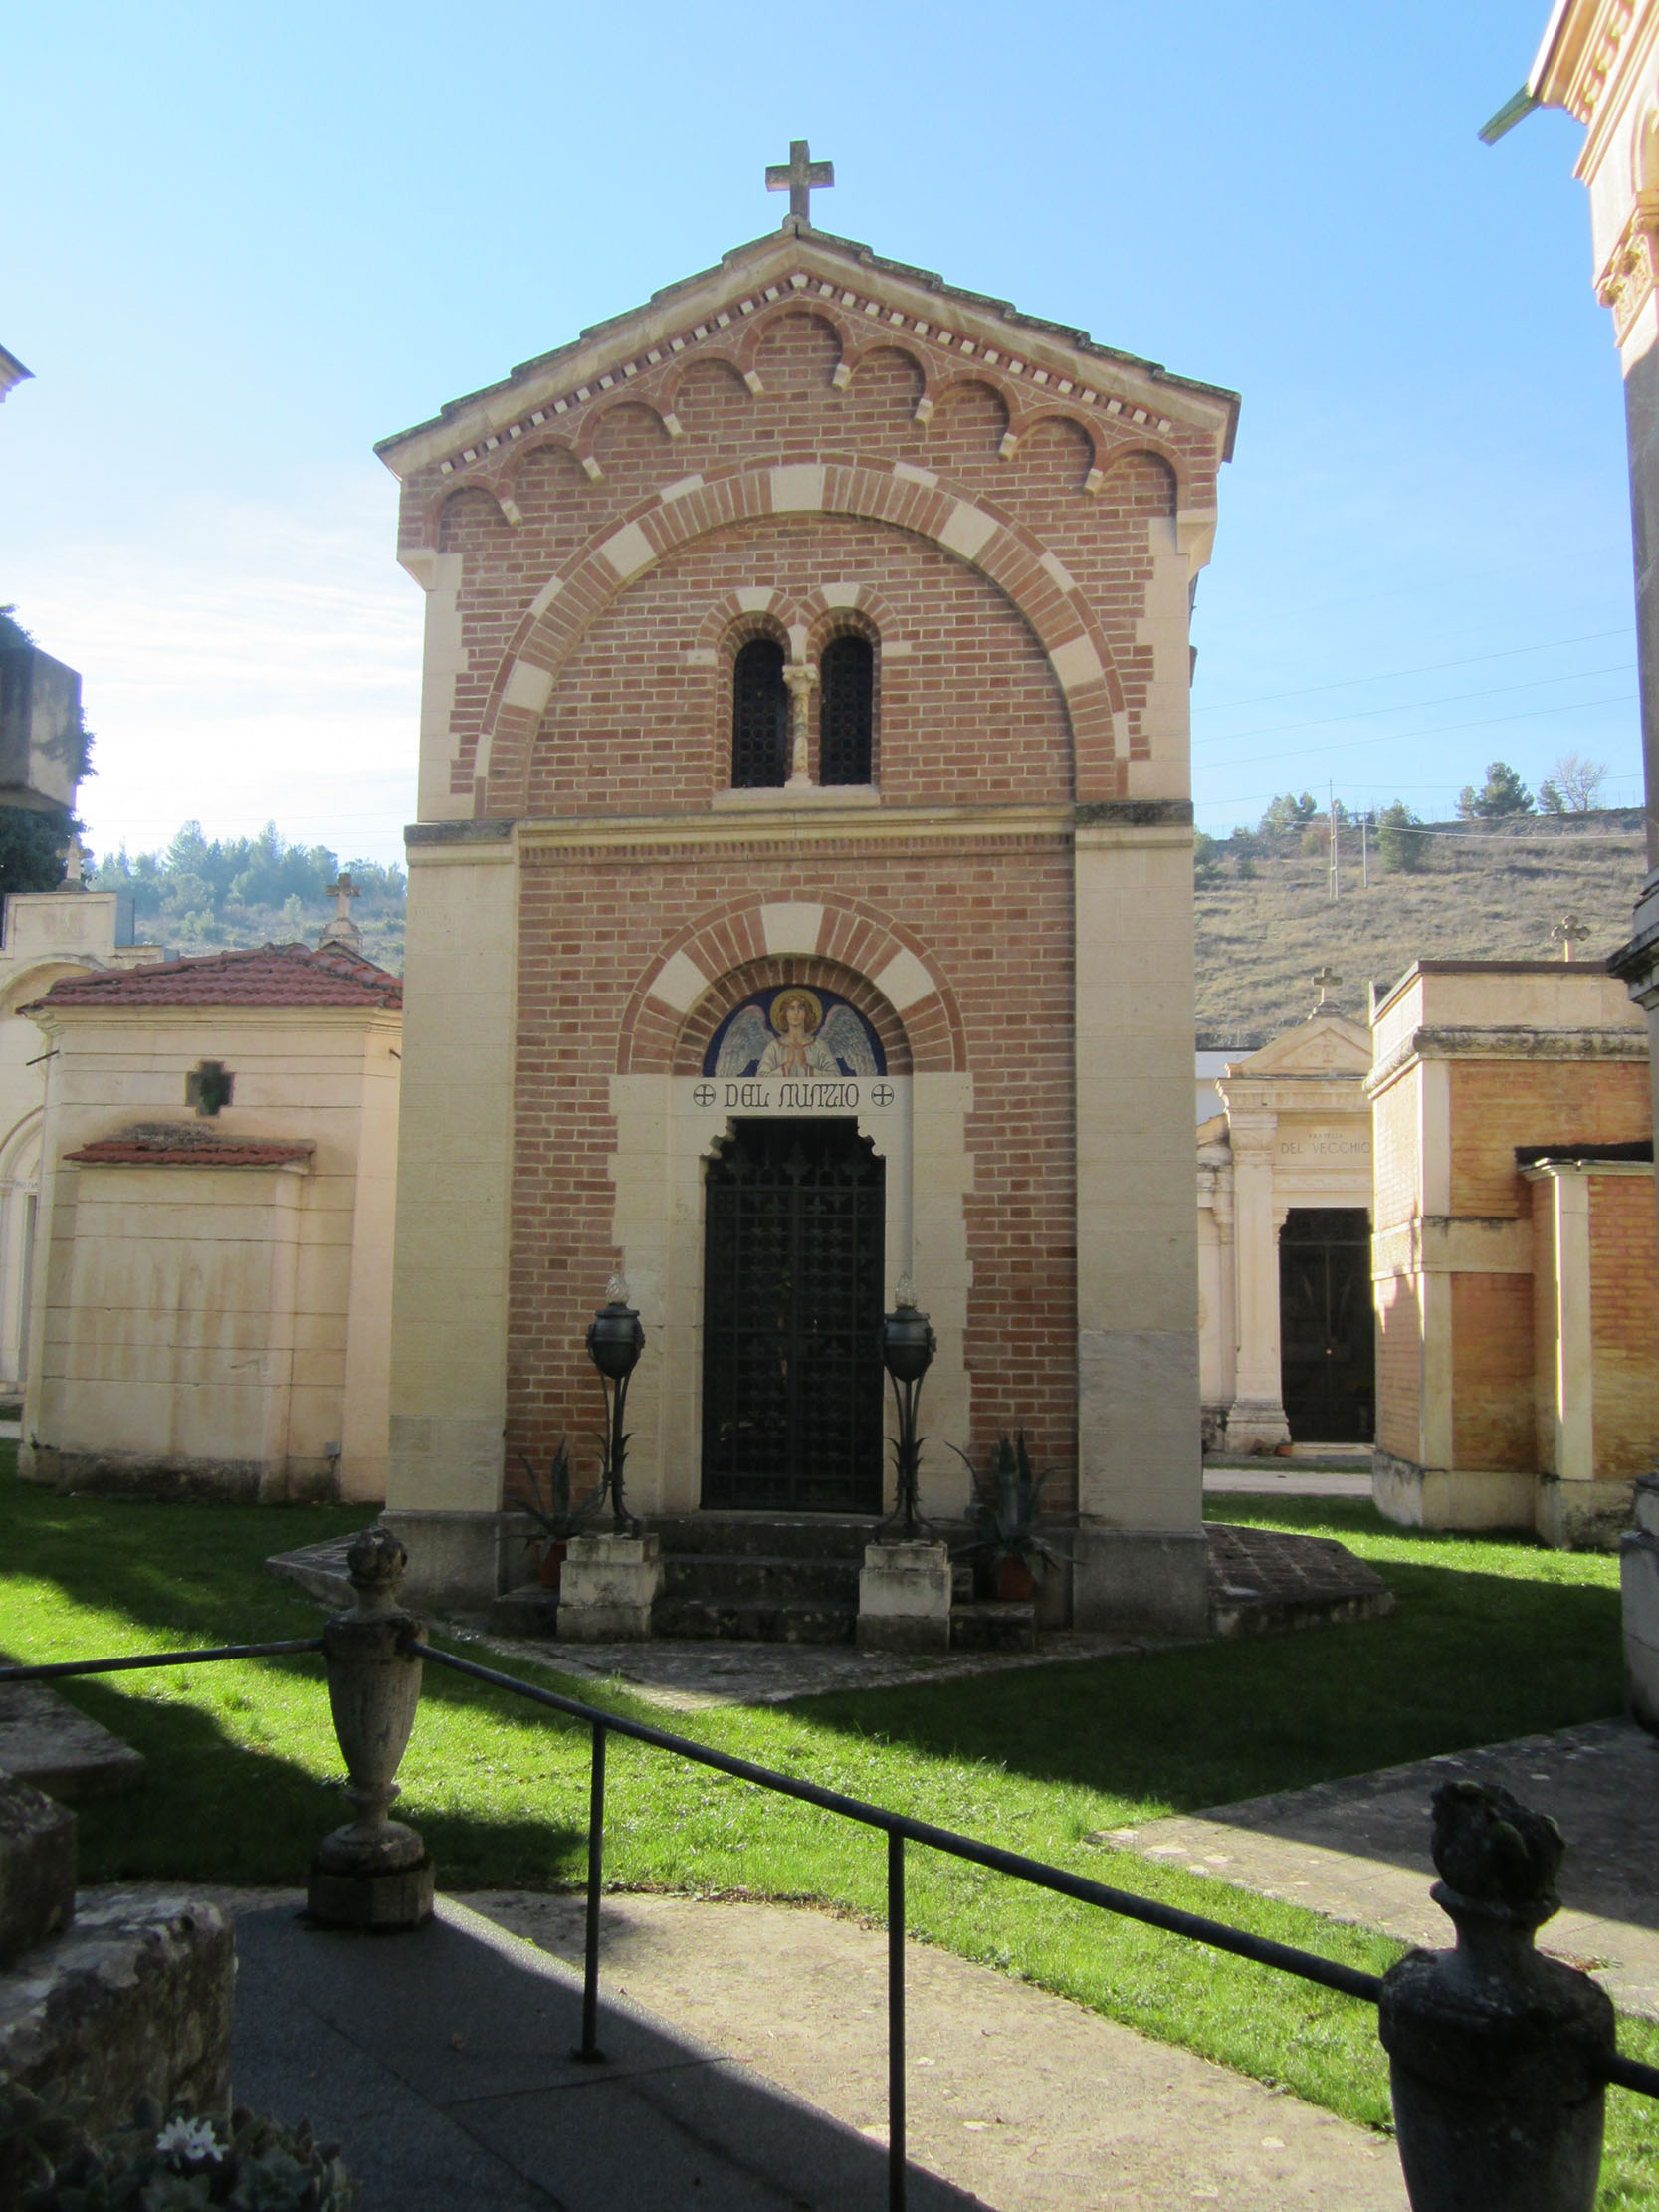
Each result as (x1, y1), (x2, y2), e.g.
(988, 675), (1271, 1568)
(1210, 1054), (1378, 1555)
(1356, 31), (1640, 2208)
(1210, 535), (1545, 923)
(766, 139), (834, 225)
(1312, 964), (1343, 1008)
(1552, 912), (1589, 963)
(318, 871), (363, 954)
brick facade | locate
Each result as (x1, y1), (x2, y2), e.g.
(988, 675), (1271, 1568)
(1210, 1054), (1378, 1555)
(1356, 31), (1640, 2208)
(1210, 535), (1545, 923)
(375, 218), (1237, 1620)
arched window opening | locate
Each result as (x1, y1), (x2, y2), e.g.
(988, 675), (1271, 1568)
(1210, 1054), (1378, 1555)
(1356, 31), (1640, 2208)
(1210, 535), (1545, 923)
(730, 639), (788, 788)
(819, 633), (874, 786)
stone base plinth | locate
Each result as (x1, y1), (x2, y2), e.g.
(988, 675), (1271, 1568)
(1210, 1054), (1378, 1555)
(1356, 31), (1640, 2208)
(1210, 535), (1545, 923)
(307, 1855), (436, 1930)
(1223, 1398), (1291, 1453)
(0, 1898), (234, 2153)
(1537, 1475), (1637, 1553)
(857, 1540), (951, 1654)
(378, 1508), (518, 1612)
(1372, 1449), (1535, 1532)
(1622, 1476), (1659, 1733)
(557, 1532), (663, 1641)
(1071, 1526), (1209, 1640)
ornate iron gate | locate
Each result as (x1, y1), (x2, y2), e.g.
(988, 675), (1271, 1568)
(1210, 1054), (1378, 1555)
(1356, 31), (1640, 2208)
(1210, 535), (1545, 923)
(702, 1119), (885, 1511)
(1279, 1207), (1375, 1442)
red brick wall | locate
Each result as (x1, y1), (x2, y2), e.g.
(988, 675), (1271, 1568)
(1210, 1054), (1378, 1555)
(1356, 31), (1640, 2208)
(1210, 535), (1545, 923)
(1371, 1076), (1419, 1233)
(412, 309), (1196, 812)
(1449, 1060), (1650, 1217)
(1375, 1272), (1422, 1462)
(509, 833), (1080, 1506)
(1451, 1272), (1535, 1470)
(1589, 1172), (1659, 1475)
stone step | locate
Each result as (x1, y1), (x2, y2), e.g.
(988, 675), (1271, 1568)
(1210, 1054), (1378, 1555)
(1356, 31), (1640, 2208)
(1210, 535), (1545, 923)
(0, 1772), (76, 1969)
(650, 1596), (857, 1646)
(650, 1513), (878, 1562)
(660, 1553), (860, 1606)
(949, 1601), (1037, 1655)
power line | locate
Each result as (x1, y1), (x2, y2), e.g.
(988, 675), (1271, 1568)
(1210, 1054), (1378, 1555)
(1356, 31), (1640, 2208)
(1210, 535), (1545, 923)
(1191, 662), (1634, 754)
(1190, 624), (1634, 717)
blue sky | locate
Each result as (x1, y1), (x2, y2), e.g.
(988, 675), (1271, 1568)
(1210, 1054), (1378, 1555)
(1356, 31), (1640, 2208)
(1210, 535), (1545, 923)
(0, 0), (1635, 865)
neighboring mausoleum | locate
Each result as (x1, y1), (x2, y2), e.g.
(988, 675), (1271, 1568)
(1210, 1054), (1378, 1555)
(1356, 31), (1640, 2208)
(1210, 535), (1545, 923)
(374, 168), (1239, 1631)
(17, 938), (401, 1503)
(1368, 960), (1655, 1545)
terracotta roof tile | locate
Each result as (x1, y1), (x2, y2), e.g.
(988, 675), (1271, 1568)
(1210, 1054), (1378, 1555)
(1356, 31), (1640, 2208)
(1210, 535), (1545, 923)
(67, 1124), (316, 1169)
(31, 942), (402, 1013)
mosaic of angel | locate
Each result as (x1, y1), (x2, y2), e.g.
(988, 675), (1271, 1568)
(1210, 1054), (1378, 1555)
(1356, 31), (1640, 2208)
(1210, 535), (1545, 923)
(714, 988), (879, 1080)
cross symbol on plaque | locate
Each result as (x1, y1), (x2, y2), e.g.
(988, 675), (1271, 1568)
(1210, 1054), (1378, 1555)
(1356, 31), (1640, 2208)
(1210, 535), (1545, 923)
(1552, 912), (1588, 963)
(1312, 965), (1343, 1008)
(186, 1059), (235, 1118)
(766, 139), (834, 224)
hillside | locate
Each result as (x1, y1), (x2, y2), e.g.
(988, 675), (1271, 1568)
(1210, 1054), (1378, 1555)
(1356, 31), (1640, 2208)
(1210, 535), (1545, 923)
(1194, 810), (1649, 1043)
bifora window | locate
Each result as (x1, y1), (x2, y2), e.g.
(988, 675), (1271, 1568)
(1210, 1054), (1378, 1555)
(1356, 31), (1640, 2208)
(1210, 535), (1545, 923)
(731, 638), (789, 787)
(819, 633), (874, 785)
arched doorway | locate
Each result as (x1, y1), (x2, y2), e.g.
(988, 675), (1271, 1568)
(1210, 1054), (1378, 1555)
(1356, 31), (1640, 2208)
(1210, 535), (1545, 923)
(701, 1118), (886, 1511)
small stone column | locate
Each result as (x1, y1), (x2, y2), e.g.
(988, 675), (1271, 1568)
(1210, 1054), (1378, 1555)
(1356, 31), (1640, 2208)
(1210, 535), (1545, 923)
(857, 1540), (951, 1654)
(308, 1526), (434, 1930)
(1379, 1779), (1614, 2212)
(1621, 1473), (1659, 1731)
(782, 662), (818, 787)
(557, 1531), (663, 1641)
(1225, 1117), (1290, 1450)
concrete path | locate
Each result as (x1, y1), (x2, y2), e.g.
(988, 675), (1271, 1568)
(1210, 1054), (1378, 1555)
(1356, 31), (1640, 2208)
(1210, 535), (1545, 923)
(1112, 1718), (1659, 2022)
(1203, 1470), (1372, 1498)
(108, 1884), (1405, 2210)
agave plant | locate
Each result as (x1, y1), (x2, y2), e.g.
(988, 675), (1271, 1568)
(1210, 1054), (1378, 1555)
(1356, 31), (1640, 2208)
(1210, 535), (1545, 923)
(516, 1438), (607, 1554)
(951, 1430), (1059, 1580)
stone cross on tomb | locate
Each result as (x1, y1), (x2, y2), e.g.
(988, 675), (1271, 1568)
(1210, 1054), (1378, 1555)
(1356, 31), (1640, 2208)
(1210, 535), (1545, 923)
(1312, 964), (1343, 1008)
(1552, 911), (1588, 963)
(319, 871), (363, 954)
(766, 139), (834, 224)
(186, 1059), (234, 1118)
(61, 836), (86, 890)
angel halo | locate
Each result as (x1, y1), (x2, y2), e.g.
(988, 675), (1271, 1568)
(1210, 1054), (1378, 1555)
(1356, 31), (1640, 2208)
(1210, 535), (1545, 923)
(708, 987), (883, 1082)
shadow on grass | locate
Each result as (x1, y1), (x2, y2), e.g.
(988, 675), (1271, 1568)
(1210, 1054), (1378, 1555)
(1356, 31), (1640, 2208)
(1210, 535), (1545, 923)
(783, 1556), (1623, 1814)
(67, 1671), (584, 1890)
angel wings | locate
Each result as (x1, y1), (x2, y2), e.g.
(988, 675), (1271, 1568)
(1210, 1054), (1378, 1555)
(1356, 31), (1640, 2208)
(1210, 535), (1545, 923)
(712, 1001), (879, 1078)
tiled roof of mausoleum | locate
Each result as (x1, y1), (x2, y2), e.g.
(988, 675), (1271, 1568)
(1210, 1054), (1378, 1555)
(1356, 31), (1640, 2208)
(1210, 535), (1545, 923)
(66, 1126), (316, 1169)
(30, 943), (403, 1012)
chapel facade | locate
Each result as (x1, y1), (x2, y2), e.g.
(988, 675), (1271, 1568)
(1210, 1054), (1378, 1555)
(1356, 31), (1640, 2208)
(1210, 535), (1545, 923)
(375, 202), (1237, 1632)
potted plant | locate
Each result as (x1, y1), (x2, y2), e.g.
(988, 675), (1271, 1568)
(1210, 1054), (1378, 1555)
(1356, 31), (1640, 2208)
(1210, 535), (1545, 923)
(952, 1430), (1058, 1601)
(517, 1439), (605, 1590)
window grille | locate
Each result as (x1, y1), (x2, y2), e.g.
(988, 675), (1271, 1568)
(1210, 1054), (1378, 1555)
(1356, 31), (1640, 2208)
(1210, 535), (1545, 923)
(819, 634), (874, 785)
(730, 638), (788, 787)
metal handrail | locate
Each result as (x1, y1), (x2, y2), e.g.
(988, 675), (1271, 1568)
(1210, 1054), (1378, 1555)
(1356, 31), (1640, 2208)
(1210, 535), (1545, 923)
(409, 1640), (1659, 2207)
(5, 1629), (1656, 2211)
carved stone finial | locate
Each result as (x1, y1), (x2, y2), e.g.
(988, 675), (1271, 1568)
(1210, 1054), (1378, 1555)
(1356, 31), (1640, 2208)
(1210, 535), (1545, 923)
(346, 1525), (409, 1609)
(1430, 1777), (1564, 1926)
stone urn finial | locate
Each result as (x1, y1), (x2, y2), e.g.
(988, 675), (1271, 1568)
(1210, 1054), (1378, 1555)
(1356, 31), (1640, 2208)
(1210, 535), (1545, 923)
(1379, 1780), (1614, 2212)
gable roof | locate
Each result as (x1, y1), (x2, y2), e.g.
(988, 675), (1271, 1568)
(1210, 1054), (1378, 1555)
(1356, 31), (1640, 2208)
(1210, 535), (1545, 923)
(376, 220), (1240, 477)
(1221, 1011), (1372, 1082)
(30, 942), (402, 1014)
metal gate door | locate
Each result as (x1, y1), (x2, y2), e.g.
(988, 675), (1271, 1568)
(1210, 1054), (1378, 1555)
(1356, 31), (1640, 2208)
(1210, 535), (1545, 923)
(1279, 1207), (1375, 1443)
(701, 1119), (885, 1511)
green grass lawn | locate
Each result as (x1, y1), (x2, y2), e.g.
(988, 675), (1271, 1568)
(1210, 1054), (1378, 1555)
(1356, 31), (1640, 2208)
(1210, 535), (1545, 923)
(4, 1463), (1655, 2207)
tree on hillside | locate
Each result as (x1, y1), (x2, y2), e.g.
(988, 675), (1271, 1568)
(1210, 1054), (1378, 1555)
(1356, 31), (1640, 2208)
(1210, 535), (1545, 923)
(1193, 830), (1220, 886)
(1538, 752), (1608, 813)
(1378, 801), (1430, 873)
(1260, 791), (1321, 833)
(1457, 762), (1535, 820)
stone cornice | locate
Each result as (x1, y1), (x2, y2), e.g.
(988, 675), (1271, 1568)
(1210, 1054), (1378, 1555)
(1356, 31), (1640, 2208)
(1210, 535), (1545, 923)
(1371, 1217), (1535, 1279)
(1364, 1023), (1647, 1099)
(410, 802), (1079, 861)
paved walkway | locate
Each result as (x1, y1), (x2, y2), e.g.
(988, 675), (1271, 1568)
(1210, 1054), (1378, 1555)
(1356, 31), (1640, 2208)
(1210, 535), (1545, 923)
(1112, 1718), (1659, 2022)
(112, 1885), (1402, 2211)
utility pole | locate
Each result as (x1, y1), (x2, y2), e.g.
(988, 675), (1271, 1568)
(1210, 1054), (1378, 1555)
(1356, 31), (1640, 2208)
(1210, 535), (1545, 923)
(1360, 812), (1369, 888)
(1329, 782), (1340, 903)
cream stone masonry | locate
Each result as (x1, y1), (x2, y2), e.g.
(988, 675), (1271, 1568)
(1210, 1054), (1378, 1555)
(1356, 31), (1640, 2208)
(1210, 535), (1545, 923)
(382, 836), (518, 1606)
(20, 972), (401, 1505)
(0, 884), (164, 1396)
(1196, 1013), (1373, 1452)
